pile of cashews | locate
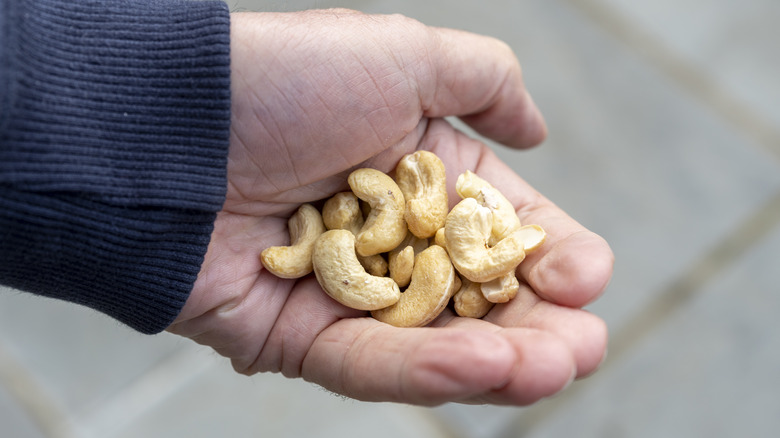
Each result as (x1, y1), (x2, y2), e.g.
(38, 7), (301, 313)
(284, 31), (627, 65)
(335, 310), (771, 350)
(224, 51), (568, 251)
(260, 151), (546, 327)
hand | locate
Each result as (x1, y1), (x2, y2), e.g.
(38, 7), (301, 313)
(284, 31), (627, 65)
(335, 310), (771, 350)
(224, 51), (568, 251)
(167, 9), (613, 406)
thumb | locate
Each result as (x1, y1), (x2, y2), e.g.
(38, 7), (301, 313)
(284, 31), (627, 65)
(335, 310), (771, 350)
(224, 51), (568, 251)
(417, 27), (547, 148)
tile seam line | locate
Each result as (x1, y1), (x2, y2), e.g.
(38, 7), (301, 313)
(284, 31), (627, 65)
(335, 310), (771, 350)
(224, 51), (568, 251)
(0, 339), (76, 438)
(496, 188), (780, 438)
(559, 0), (780, 164)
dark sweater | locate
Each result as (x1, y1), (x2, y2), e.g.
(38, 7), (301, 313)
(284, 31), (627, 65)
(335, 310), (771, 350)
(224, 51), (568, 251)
(0, 0), (232, 334)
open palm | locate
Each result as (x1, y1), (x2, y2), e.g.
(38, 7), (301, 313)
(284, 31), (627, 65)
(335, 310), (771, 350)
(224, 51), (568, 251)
(167, 10), (613, 406)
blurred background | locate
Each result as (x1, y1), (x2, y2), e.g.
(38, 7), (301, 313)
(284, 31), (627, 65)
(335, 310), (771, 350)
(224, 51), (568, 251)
(2, 0), (779, 437)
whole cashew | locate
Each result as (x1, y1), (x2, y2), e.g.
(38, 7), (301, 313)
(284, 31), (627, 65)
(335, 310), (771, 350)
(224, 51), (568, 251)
(456, 170), (521, 246)
(445, 197), (527, 283)
(372, 245), (458, 327)
(260, 204), (326, 279)
(395, 151), (449, 239)
(480, 271), (521, 303)
(453, 276), (495, 318)
(348, 168), (407, 257)
(312, 230), (401, 311)
(322, 191), (388, 276)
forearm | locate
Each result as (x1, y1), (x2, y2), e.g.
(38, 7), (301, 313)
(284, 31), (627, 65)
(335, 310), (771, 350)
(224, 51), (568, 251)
(0, 0), (231, 334)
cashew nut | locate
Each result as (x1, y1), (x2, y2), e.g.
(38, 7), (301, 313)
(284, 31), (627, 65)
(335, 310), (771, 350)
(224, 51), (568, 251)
(395, 151), (448, 239)
(322, 191), (388, 276)
(358, 254), (389, 278)
(514, 224), (547, 253)
(259, 154), (546, 325)
(453, 276), (495, 318)
(433, 227), (447, 249)
(456, 170), (521, 246)
(389, 246), (414, 287)
(445, 197), (527, 283)
(480, 271), (520, 303)
(371, 245), (458, 327)
(388, 232), (429, 287)
(348, 168), (407, 257)
(312, 230), (401, 311)
(260, 204), (326, 279)
(322, 191), (363, 235)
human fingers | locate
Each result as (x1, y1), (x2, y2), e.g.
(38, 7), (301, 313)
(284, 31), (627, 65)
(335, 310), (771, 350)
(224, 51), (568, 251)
(420, 121), (610, 378)
(482, 284), (608, 379)
(301, 317), (575, 406)
(418, 27), (547, 148)
(421, 120), (613, 308)
(472, 151), (614, 308)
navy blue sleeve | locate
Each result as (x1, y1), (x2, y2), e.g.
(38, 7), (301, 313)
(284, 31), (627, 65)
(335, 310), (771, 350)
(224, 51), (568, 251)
(0, 0), (232, 334)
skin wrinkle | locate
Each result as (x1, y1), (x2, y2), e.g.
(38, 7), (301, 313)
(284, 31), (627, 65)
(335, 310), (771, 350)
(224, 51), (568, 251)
(178, 218), (294, 372)
(395, 331), (487, 405)
(419, 29), (445, 115)
(233, 30), (317, 194)
(233, 281), (293, 374)
(307, 88), (360, 170)
(405, 335), (488, 405)
(230, 100), (289, 198)
(483, 284), (608, 380)
(331, 322), (385, 399)
(281, 288), (340, 377)
(456, 339), (523, 406)
(424, 30), (499, 117)
(171, 219), (261, 324)
(352, 69), (418, 149)
(260, 84), (306, 190)
(329, 56), (399, 151)
(531, 229), (612, 306)
(464, 44), (516, 117)
(344, 24), (425, 146)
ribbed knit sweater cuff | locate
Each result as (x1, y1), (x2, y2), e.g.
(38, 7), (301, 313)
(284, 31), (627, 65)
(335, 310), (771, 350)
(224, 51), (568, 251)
(0, 0), (231, 334)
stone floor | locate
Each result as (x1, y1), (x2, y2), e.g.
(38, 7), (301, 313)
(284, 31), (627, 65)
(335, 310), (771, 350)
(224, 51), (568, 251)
(2, 0), (779, 437)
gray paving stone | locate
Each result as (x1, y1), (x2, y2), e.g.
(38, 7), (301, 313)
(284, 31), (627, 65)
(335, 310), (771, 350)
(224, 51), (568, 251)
(0, 289), (187, 419)
(0, 382), (46, 438)
(109, 354), (451, 438)
(520, 221), (780, 438)
(592, 0), (780, 127)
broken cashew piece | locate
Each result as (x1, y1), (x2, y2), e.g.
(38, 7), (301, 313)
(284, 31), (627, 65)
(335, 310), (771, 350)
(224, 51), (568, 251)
(395, 151), (449, 239)
(453, 276), (495, 318)
(456, 170), (521, 246)
(312, 230), (400, 311)
(260, 204), (326, 279)
(322, 191), (388, 276)
(389, 246), (414, 287)
(358, 254), (389, 278)
(388, 232), (429, 287)
(480, 271), (521, 304)
(433, 227), (447, 249)
(372, 245), (458, 327)
(322, 191), (363, 235)
(514, 224), (547, 253)
(348, 168), (407, 257)
(445, 198), (527, 283)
